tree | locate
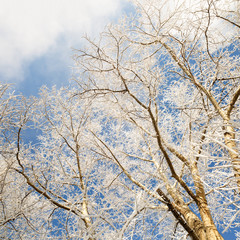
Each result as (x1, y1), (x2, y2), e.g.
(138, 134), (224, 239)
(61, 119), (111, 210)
(0, 0), (240, 239)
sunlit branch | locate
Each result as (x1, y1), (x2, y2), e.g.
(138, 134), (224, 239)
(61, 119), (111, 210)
(227, 85), (240, 117)
(156, 188), (200, 240)
(148, 107), (198, 204)
(91, 132), (164, 202)
(215, 14), (240, 29)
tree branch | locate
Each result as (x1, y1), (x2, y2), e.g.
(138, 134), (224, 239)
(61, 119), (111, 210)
(227, 85), (240, 117)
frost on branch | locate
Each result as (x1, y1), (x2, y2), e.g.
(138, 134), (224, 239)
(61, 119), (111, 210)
(1, 0), (240, 239)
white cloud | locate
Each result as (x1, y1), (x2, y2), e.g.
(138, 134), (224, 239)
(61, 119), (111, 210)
(0, 0), (127, 82)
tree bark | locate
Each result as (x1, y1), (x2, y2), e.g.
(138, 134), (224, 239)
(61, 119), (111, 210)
(223, 124), (240, 190)
(81, 199), (95, 240)
(190, 162), (224, 240)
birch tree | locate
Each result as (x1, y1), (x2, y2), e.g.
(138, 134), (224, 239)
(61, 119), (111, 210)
(73, 0), (240, 239)
(1, 0), (240, 239)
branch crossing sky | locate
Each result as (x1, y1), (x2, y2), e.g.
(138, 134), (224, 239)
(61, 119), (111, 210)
(0, 0), (129, 93)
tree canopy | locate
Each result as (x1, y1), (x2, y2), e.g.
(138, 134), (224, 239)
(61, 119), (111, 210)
(0, 0), (240, 239)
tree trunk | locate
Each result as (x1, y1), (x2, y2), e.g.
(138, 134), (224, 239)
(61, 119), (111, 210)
(81, 199), (95, 240)
(190, 163), (224, 240)
(224, 124), (240, 190)
(197, 201), (224, 240)
(173, 203), (206, 240)
(174, 202), (224, 240)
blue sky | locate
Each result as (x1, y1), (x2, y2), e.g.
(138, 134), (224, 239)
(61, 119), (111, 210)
(0, 0), (130, 94)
